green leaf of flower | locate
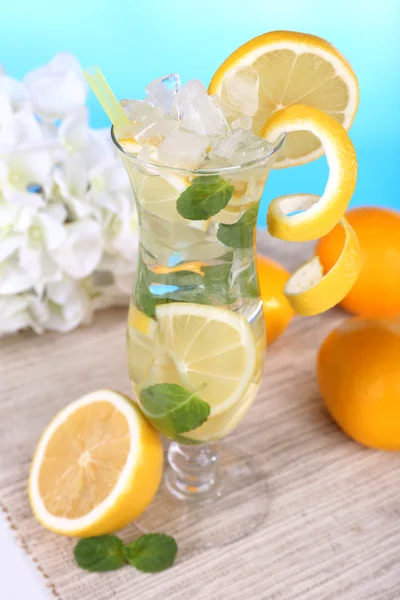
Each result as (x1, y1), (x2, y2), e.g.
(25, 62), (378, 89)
(74, 535), (125, 572)
(217, 201), (259, 248)
(140, 383), (210, 436)
(176, 175), (234, 220)
(123, 534), (178, 573)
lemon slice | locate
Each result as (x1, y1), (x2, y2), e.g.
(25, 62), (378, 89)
(139, 174), (188, 222)
(127, 305), (158, 384)
(182, 383), (257, 442)
(284, 217), (361, 316)
(155, 303), (257, 416)
(209, 30), (359, 168)
(118, 136), (143, 154)
(262, 105), (357, 241)
(28, 390), (163, 537)
(139, 173), (208, 232)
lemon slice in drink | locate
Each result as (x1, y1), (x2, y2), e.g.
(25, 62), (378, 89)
(29, 390), (163, 537)
(182, 383), (258, 442)
(139, 174), (188, 222)
(127, 305), (158, 384)
(140, 173), (208, 232)
(209, 30), (359, 168)
(155, 303), (257, 416)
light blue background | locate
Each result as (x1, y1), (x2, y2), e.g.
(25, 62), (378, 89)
(1, 0), (399, 223)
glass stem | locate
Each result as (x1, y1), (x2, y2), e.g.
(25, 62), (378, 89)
(166, 442), (220, 501)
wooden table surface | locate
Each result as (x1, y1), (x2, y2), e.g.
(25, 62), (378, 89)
(0, 232), (399, 600)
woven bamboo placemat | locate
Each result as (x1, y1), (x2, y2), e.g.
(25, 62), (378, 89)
(1, 232), (399, 600)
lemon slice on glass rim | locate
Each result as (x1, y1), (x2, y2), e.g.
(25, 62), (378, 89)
(209, 30), (359, 169)
(210, 32), (361, 317)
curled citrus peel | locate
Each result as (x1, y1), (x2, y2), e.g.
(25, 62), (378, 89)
(261, 104), (361, 316)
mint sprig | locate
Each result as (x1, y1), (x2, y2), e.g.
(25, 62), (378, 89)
(217, 201), (259, 248)
(123, 534), (178, 573)
(201, 263), (234, 304)
(135, 265), (158, 318)
(74, 533), (177, 574)
(176, 175), (234, 220)
(74, 535), (125, 572)
(140, 383), (210, 437)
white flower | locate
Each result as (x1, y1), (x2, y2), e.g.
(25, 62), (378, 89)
(44, 276), (92, 332)
(0, 107), (43, 149)
(53, 157), (92, 219)
(24, 53), (87, 120)
(0, 205), (66, 294)
(0, 53), (137, 336)
(102, 207), (138, 262)
(0, 148), (52, 207)
(0, 294), (44, 335)
(52, 219), (103, 279)
(0, 73), (30, 111)
(58, 108), (90, 156)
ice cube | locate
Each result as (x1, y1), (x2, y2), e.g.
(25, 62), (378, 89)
(199, 154), (231, 170)
(231, 115), (253, 130)
(212, 128), (273, 165)
(220, 66), (259, 117)
(137, 145), (160, 174)
(171, 80), (229, 136)
(134, 115), (179, 146)
(157, 130), (211, 169)
(145, 73), (181, 112)
(120, 99), (164, 123)
(119, 99), (179, 146)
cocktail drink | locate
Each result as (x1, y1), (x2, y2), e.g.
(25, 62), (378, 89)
(86, 30), (361, 548)
(112, 78), (283, 493)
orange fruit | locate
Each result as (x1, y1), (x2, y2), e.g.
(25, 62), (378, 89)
(256, 255), (295, 343)
(317, 317), (400, 451)
(316, 207), (400, 317)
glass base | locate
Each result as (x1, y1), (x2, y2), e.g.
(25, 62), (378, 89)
(135, 442), (268, 554)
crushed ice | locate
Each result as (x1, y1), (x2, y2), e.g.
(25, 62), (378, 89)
(117, 73), (273, 169)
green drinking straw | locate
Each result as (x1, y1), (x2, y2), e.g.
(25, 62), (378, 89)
(84, 66), (130, 128)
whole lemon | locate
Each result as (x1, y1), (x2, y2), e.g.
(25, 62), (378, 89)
(317, 317), (400, 451)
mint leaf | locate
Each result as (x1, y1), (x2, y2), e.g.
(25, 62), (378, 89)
(201, 263), (234, 304)
(177, 175), (234, 220)
(123, 534), (178, 573)
(217, 201), (259, 248)
(234, 262), (260, 298)
(74, 535), (125, 572)
(151, 269), (204, 287)
(135, 266), (158, 318)
(140, 383), (210, 436)
(159, 287), (209, 304)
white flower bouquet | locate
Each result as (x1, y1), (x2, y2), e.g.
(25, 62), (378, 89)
(0, 54), (138, 335)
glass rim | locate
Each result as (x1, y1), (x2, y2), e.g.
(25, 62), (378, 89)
(111, 126), (285, 175)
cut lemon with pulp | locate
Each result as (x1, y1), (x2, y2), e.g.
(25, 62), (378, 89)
(209, 30), (359, 168)
(155, 303), (257, 416)
(29, 389), (163, 537)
